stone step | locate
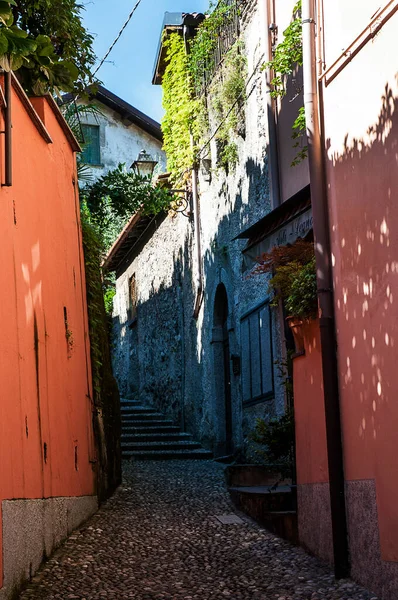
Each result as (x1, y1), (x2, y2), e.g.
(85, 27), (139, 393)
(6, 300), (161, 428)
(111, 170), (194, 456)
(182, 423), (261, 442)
(122, 432), (193, 443)
(122, 448), (213, 460)
(121, 413), (167, 421)
(229, 485), (295, 512)
(228, 485), (298, 544)
(121, 420), (174, 428)
(120, 406), (158, 413)
(121, 440), (202, 452)
(121, 425), (181, 434)
(120, 398), (142, 406)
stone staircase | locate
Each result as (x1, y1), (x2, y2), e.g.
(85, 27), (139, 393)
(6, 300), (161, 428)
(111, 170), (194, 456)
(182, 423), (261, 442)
(121, 398), (213, 460)
(225, 465), (298, 544)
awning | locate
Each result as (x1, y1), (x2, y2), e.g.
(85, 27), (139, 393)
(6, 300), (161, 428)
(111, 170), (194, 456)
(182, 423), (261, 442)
(236, 185), (312, 269)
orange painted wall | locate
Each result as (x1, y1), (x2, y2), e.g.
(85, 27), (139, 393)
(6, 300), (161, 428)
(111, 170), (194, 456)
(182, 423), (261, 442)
(293, 320), (329, 486)
(322, 6), (398, 563)
(0, 81), (95, 587)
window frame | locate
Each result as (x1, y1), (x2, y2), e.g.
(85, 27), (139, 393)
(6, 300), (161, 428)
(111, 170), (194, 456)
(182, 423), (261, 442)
(81, 124), (101, 166)
(240, 300), (275, 407)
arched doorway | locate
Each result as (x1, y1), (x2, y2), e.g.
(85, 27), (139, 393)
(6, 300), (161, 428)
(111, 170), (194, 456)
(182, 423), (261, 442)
(212, 284), (233, 456)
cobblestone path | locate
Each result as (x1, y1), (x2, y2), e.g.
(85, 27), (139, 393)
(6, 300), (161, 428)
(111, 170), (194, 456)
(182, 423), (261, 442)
(19, 461), (377, 600)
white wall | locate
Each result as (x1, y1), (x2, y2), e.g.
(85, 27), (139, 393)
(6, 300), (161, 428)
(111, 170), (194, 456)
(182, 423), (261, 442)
(78, 100), (166, 182)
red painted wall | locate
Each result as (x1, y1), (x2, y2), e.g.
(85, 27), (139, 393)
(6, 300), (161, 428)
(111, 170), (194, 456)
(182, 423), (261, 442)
(0, 81), (95, 587)
(322, 3), (398, 579)
(291, 6), (398, 595)
(293, 320), (328, 486)
(292, 320), (332, 563)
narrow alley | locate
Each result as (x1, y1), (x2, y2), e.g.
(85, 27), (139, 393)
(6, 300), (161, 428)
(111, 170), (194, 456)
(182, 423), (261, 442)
(19, 461), (376, 600)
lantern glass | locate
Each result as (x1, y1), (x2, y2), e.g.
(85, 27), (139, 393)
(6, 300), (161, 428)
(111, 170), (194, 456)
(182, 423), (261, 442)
(131, 149), (158, 178)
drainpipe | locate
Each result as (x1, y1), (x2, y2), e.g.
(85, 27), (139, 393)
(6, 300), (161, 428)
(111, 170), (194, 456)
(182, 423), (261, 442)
(260, 0), (281, 209)
(3, 71), (12, 187)
(302, 0), (349, 579)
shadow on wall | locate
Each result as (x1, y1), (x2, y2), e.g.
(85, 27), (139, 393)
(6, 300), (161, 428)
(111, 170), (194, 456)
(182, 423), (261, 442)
(112, 151), (274, 456)
(324, 77), (398, 596)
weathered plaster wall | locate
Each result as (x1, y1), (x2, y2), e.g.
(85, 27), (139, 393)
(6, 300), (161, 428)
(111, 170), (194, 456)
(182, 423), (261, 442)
(112, 1), (285, 456)
(0, 86), (97, 598)
(79, 101), (166, 181)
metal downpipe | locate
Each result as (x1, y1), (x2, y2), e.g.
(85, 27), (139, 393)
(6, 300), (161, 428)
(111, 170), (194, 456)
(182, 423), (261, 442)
(302, 0), (349, 579)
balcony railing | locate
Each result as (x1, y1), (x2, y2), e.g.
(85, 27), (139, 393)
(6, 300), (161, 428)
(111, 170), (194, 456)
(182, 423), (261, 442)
(192, 0), (240, 96)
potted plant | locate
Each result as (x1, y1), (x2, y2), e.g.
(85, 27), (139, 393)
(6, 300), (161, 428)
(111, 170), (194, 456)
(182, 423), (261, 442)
(253, 240), (318, 353)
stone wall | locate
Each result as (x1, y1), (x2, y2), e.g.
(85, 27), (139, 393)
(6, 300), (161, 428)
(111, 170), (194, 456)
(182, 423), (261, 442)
(112, 1), (285, 456)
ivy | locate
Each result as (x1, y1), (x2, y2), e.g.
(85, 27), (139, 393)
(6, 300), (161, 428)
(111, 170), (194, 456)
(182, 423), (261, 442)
(209, 40), (246, 171)
(188, 0), (237, 94)
(265, 0), (303, 98)
(264, 0), (307, 165)
(161, 2), (246, 178)
(161, 32), (202, 183)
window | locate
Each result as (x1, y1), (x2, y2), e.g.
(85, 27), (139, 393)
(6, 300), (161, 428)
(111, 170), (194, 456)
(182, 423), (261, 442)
(128, 274), (137, 321)
(81, 124), (101, 165)
(241, 302), (274, 405)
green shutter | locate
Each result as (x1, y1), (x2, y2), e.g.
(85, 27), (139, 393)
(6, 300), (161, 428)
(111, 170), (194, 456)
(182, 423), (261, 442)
(81, 125), (101, 165)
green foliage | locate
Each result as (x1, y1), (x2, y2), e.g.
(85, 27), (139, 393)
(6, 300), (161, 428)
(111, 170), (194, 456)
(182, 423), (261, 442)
(254, 240), (317, 320)
(188, 0), (237, 93)
(161, 32), (202, 183)
(265, 0), (303, 98)
(81, 164), (173, 252)
(210, 41), (246, 170)
(103, 273), (116, 316)
(251, 409), (295, 478)
(264, 0), (307, 165)
(291, 106), (308, 167)
(285, 256), (317, 318)
(80, 208), (107, 399)
(0, 0), (95, 95)
(161, 3), (246, 178)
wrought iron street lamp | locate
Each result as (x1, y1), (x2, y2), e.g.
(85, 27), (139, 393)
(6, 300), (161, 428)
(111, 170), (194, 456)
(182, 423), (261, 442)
(131, 149), (192, 218)
(131, 149), (158, 179)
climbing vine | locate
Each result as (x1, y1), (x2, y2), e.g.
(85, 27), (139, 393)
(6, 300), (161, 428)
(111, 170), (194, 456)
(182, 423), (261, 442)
(208, 40), (246, 170)
(264, 0), (307, 165)
(188, 0), (238, 94)
(160, 1), (246, 178)
(161, 33), (203, 183)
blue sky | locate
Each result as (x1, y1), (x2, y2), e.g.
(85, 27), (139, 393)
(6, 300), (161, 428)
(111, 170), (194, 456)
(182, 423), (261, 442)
(82, 0), (208, 123)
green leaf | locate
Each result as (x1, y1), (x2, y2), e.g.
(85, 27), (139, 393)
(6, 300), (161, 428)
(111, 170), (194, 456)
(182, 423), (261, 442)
(9, 53), (24, 70)
(0, 53), (10, 71)
(0, 32), (9, 55)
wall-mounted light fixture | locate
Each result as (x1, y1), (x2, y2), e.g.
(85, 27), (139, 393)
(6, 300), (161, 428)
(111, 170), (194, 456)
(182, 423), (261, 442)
(131, 149), (192, 219)
(131, 149), (158, 179)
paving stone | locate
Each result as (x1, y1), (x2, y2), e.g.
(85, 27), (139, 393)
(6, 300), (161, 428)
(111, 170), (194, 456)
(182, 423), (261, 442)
(18, 460), (378, 600)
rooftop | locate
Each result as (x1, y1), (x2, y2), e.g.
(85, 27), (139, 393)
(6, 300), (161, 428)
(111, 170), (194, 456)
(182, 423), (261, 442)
(63, 85), (163, 141)
(152, 12), (205, 85)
